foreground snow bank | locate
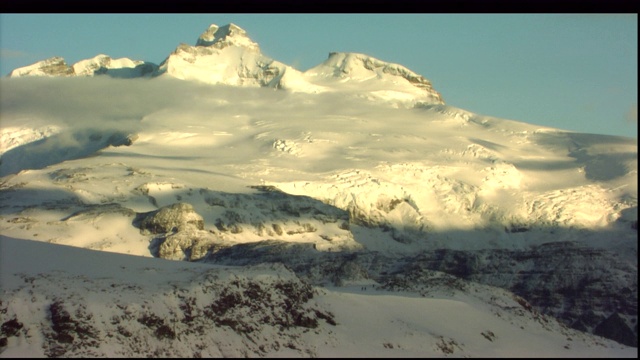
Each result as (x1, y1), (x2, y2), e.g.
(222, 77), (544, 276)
(1, 236), (635, 358)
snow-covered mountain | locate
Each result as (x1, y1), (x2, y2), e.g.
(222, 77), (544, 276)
(154, 23), (304, 91)
(8, 23), (443, 107)
(0, 23), (637, 357)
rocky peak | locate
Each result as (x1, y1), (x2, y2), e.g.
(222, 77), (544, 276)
(72, 54), (112, 76)
(195, 23), (259, 51)
(8, 56), (74, 77)
(309, 52), (444, 104)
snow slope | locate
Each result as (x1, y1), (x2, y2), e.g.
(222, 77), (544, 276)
(0, 236), (635, 358)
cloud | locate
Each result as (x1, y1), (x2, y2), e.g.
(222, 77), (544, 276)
(0, 48), (29, 59)
(0, 76), (373, 129)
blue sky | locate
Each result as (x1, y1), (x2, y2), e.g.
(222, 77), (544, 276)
(0, 14), (637, 138)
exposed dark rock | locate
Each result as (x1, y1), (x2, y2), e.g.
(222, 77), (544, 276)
(201, 239), (637, 346)
(136, 202), (204, 234)
(1, 318), (23, 337)
(594, 312), (637, 347)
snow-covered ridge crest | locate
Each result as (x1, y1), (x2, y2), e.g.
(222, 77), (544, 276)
(196, 23), (260, 51)
(72, 54), (157, 77)
(304, 52), (444, 105)
(8, 54), (157, 78)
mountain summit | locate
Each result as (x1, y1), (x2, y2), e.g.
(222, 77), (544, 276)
(195, 23), (260, 51)
(155, 23), (295, 88)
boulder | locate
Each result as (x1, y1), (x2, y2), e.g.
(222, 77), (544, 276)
(137, 203), (204, 234)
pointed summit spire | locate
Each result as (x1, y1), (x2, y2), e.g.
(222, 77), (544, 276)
(196, 23), (259, 51)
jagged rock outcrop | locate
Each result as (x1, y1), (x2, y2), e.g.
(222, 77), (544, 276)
(134, 203), (214, 261)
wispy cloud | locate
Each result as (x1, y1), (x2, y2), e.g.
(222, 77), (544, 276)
(0, 48), (29, 59)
